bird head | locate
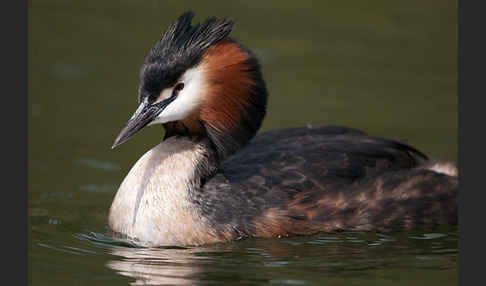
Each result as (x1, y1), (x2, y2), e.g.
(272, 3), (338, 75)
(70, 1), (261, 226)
(112, 11), (268, 160)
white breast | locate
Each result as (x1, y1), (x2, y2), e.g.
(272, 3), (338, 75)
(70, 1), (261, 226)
(108, 137), (221, 246)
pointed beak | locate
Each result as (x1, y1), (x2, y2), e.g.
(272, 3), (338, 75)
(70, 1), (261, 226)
(111, 98), (160, 149)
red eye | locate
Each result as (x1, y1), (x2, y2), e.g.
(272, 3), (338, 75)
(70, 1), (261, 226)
(174, 82), (184, 93)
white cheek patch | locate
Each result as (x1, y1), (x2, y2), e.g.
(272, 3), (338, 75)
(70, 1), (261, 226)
(149, 66), (205, 125)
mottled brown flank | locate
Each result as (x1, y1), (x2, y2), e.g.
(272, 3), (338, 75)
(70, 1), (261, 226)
(200, 40), (254, 133)
(252, 169), (458, 237)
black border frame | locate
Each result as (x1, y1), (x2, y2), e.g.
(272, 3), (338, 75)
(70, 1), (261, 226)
(459, 0), (484, 285)
(3, 0), (28, 284)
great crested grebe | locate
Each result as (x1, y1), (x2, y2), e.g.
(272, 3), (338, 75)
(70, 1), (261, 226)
(108, 12), (458, 247)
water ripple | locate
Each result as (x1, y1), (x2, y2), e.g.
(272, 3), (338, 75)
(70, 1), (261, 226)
(75, 158), (121, 172)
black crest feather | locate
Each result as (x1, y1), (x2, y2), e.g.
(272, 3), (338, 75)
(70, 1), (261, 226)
(139, 12), (234, 102)
(145, 11), (234, 67)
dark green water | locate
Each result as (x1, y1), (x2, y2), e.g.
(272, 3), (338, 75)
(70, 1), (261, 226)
(29, 0), (457, 285)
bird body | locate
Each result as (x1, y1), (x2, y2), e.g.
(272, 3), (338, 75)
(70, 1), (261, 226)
(108, 12), (457, 247)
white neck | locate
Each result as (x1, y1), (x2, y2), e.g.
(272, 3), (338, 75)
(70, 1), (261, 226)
(108, 136), (220, 246)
